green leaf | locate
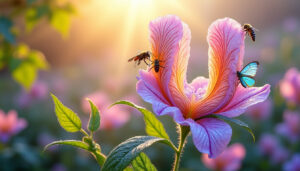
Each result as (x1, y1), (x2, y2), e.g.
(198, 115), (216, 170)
(112, 101), (170, 140)
(123, 167), (134, 171)
(210, 114), (255, 142)
(12, 62), (37, 90)
(102, 136), (167, 171)
(44, 140), (89, 152)
(27, 51), (49, 70)
(51, 94), (82, 132)
(50, 9), (71, 37)
(87, 99), (100, 132)
(25, 5), (50, 31)
(131, 152), (157, 171)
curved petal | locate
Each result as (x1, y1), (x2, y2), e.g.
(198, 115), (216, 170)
(138, 70), (170, 105)
(169, 22), (192, 116)
(185, 118), (232, 158)
(193, 18), (245, 118)
(149, 15), (183, 105)
(217, 84), (271, 117)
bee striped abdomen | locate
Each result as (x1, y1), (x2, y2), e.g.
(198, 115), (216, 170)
(250, 30), (255, 41)
(243, 24), (256, 42)
(154, 59), (160, 72)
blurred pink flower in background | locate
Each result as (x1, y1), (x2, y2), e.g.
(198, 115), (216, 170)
(245, 98), (272, 121)
(259, 134), (289, 164)
(279, 68), (300, 105)
(283, 17), (298, 33)
(259, 134), (278, 156)
(284, 154), (300, 171)
(271, 147), (289, 165)
(81, 91), (130, 130)
(51, 163), (66, 171)
(0, 110), (27, 142)
(276, 110), (300, 143)
(17, 81), (48, 108)
(202, 143), (246, 171)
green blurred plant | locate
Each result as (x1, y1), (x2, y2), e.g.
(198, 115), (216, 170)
(0, 0), (75, 90)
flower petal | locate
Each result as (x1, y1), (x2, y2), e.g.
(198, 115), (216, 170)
(193, 18), (245, 118)
(217, 84), (271, 117)
(149, 15), (183, 105)
(189, 76), (209, 100)
(137, 70), (170, 105)
(188, 118), (232, 158)
(138, 69), (233, 158)
(169, 22), (192, 114)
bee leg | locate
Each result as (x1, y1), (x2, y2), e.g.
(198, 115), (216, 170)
(148, 66), (154, 72)
(143, 58), (149, 65)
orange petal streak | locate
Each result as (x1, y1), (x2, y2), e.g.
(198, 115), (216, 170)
(191, 18), (245, 118)
(169, 22), (192, 116)
(149, 15), (183, 104)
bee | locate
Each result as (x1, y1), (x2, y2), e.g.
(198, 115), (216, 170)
(149, 58), (165, 73)
(243, 24), (256, 42)
(128, 51), (151, 65)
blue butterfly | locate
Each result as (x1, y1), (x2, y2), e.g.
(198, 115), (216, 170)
(237, 61), (259, 88)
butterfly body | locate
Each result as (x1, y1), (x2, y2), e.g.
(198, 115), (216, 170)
(237, 61), (259, 88)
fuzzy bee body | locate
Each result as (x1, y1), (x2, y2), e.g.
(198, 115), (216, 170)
(243, 24), (256, 42)
(148, 58), (164, 73)
(154, 59), (160, 72)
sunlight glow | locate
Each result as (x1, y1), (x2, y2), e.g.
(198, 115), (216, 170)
(78, 0), (204, 74)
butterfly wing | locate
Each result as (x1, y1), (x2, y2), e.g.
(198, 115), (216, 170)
(240, 61), (259, 77)
(240, 76), (256, 87)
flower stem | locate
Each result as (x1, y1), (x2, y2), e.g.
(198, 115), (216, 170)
(91, 150), (106, 166)
(173, 124), (190, 171)
(80, 128), (106, 166)
(80, 128), (89, 137)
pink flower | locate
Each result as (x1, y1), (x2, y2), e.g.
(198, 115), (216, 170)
(136, 15), (270, 157)
(17, 81), (48, 108)
(259, 134), (278, 156)
(283, 17), (298, 33)
(284, 154), (300, 171)
(81, 91), (130, 130)
(276, 110), (300, 143)
(280, 68), (300, 105)
(271, 147), (289, 164)
(246, 98), (272, 121)
(202, 143), (246, 171)
(0, 110), (27, 142)
(258, 134), (289, 164)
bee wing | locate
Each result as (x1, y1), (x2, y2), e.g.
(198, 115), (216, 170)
(128, 56), (136, 62)
(253, 27), (259, 31)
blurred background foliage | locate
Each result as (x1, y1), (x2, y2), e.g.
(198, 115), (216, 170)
(0, 0), (300, 170)
(0, 0), (75, 90)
